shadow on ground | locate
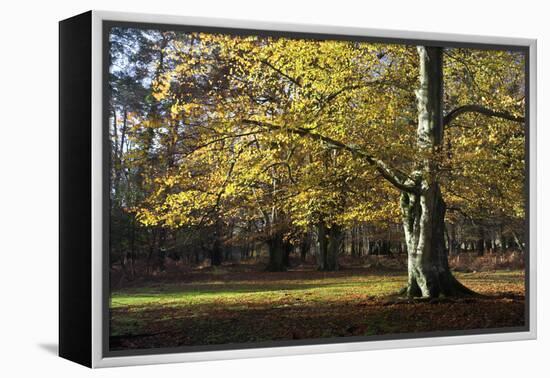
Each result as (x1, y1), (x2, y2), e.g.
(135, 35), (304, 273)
(38, 343), (58, 356)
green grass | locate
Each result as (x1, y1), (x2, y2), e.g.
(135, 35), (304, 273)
(111, 270), (524, 308)
(111, 273), (406, 308)
(109, 269), (525, 349)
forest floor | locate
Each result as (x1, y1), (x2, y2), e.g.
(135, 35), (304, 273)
(109, 264), (526, 351)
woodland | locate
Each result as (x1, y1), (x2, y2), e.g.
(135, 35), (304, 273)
(108, 27), (527, 350)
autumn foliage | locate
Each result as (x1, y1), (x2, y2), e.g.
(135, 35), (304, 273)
(108, 26), (526, 349)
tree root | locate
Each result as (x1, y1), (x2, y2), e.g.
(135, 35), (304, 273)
(445, 274), (486, 298)
(390, 275), (485, 300)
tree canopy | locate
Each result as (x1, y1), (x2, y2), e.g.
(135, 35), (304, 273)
(108, 27), (526, 292)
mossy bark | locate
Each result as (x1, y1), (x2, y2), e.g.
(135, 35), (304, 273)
(401, 187), (474, 297)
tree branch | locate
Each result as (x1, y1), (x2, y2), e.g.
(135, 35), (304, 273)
(242, 119), (417, 193)
(443, 104), (525, 126)
(321, 79), (412, 109)
(260, 59), (302, 87)
(172, 130), (266, 157)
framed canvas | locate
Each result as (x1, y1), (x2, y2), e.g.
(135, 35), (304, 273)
(59, 10), (537, 368)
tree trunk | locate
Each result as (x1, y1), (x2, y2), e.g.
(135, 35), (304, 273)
(400, 46), (475, 298)
(156, 228), (167, 271)
(350, 227), (357, 258)
(496, 224), (503, 252)
(317, 222), (328, 270)
(401, 186), (472, 297)
(358, 225), (364, 257)
(266, 232), (286, 271)
(282, 239), (292, 267)
(300, 233), (310, 262)
(326, 225), (341, 271)
(512, 231), (524, 253)
(477, 226), (485, 256)
(210, 238), (222, 266)
(317, 222), (340, 271)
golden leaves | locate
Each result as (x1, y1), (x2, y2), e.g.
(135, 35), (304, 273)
(126, 32), (525, 232)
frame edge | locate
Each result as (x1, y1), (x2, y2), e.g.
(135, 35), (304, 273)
(90, 10), (538, 368)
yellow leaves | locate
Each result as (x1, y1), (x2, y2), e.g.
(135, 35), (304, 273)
(444, 110), (525, 220)
(151, 72), (171, 101)
(127, 32), (525, 233)
(135, 209), (158, 227)
(136, 118), (162, 130)
(223, 182), (239, 196)
(170, 101), (200, 119)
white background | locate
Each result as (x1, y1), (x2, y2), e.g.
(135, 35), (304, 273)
(0, 0), (547, 376)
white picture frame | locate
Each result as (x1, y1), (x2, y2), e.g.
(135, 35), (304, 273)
(59, 10), (537, 368)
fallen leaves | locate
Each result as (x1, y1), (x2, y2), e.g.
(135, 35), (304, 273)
(110, 268), (525, 351)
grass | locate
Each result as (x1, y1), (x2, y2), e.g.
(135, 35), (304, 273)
(109, 269), (525, 350)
